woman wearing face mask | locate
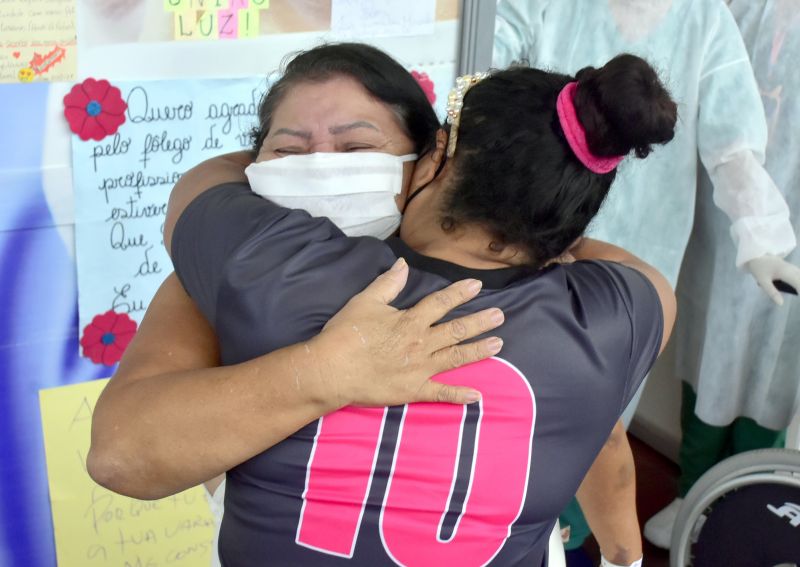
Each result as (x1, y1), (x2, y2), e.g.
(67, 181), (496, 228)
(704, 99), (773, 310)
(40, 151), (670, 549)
(90, 44), (677, 566)
(175, 45), (465, 566)
(90, 43), (509, 567)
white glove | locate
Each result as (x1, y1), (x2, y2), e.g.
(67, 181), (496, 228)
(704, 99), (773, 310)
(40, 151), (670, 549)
(745, 254), (800, 306)
(600, 556), (643, 567)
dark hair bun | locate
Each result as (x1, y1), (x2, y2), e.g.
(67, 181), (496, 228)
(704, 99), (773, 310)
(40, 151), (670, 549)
(574, 54), (677, 159)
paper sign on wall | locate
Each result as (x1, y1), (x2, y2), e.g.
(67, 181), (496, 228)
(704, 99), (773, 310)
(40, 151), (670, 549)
(0, 0), (77, 83)
(164, 0), (271, 40)
(72, 78), (264, 341)
(331, 0), (436, 38)
(40, 378), (215, 566)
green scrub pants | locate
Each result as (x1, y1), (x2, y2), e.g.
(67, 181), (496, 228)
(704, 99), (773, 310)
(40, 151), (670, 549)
(677, 381), (785, 497)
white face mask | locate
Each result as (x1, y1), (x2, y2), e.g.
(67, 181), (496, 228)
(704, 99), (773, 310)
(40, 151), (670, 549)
(245, 152), (418, 239)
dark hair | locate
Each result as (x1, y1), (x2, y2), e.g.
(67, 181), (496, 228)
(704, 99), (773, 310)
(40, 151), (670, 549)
(250, 43), (440, 156)
(443, 53), (677, 269)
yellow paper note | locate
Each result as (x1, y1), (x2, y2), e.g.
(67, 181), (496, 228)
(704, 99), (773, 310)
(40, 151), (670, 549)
(172, 9), (221, 40)
(0, 0), (77, 83)
(173, 10), (199, 40)
(193, 0), (230, 9)
(164, 0), (191, 12)
(195, 10), (220, 40)
(237, 8), (261, 39)
(40, 379), (215, 567)
(165, 0), (268, 40)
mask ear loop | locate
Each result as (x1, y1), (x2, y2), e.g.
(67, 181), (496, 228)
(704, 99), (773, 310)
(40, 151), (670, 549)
(401, 144), (450, 214)
(402, 180), (430, 214)
(400, 118), (460, 215)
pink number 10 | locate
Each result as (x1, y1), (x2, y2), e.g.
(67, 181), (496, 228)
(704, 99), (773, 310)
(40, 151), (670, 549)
(296, 357), (536, 566)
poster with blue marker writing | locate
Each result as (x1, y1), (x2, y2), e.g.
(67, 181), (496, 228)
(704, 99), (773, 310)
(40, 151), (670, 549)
(72, 78), (264, 363)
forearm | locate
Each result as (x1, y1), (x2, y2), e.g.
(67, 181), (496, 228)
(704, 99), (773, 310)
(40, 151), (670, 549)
(708, 151), (796, 266)
(577, 421), (642, 565)
(89, 265), (504, 501)
(89, 336), (338, 500)
(88, 274), (340, 500)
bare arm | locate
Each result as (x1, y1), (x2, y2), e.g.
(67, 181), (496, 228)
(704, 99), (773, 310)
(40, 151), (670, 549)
(570, 238), (667, 564)
(88, 273), (332, 499)
(577, 421), (642, 566)
(88, 264), (504, 500)
(571, 238), (676, 352)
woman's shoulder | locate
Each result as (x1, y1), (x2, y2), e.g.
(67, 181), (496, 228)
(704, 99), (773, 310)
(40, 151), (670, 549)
(178, 181), (348, 245)
(545, 260), (665, 372)
(549, 259), (662, 314)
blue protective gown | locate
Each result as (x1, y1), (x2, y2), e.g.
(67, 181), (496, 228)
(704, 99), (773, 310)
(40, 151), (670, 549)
(494, 0), (795, 289)
(674, 0), (800, 428)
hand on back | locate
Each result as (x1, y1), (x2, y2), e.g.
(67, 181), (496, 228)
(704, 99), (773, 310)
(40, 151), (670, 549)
(311, 258), (505, 408)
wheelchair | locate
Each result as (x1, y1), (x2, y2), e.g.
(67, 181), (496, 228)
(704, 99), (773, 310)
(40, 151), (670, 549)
(670, 448), (800, 567)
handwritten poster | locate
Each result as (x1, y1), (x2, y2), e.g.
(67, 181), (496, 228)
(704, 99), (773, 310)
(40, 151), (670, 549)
(40, 378), (215, 566)
(331, 0), (436, 38)
(73, 78), (264, 337)
(0, 0), (77, 83)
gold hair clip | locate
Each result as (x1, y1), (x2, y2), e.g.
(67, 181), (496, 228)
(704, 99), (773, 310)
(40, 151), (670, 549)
(445, 72), (489, 157)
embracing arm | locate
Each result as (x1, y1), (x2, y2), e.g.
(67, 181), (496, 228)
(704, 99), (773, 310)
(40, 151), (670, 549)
(88, 264), (504, 500)
(87, 273), (336, 499)
(88, 150), (256, 498)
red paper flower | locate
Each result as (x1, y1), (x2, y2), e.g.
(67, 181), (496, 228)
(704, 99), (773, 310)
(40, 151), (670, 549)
(80, 310), (138, 366)
(411, 70), (436, 105)
(63, 78), (127, 141)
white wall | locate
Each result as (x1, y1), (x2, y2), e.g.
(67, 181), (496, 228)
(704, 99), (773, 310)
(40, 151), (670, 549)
(630, 341), (683, 462)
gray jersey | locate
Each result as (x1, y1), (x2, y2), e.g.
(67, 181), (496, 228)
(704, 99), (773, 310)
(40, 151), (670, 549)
(173, 184), (663, 567)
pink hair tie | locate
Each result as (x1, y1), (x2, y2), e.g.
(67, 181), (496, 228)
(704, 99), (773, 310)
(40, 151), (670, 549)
(556, 82), (624, 174)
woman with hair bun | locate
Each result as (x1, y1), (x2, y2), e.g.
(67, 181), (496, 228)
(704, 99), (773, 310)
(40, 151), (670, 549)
(91, 43), (677, 566)
(495, 1), (800, 559)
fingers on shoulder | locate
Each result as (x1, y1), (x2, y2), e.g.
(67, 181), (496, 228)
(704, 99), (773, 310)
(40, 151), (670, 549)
(410, 279), (483, 322)
(361, 259), (409, 305)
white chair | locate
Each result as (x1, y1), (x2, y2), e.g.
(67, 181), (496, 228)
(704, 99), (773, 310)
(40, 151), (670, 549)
(548, 519), (567, 567)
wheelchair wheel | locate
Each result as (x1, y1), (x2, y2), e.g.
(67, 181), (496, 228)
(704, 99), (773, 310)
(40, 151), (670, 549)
(670, 448), (800, 567)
